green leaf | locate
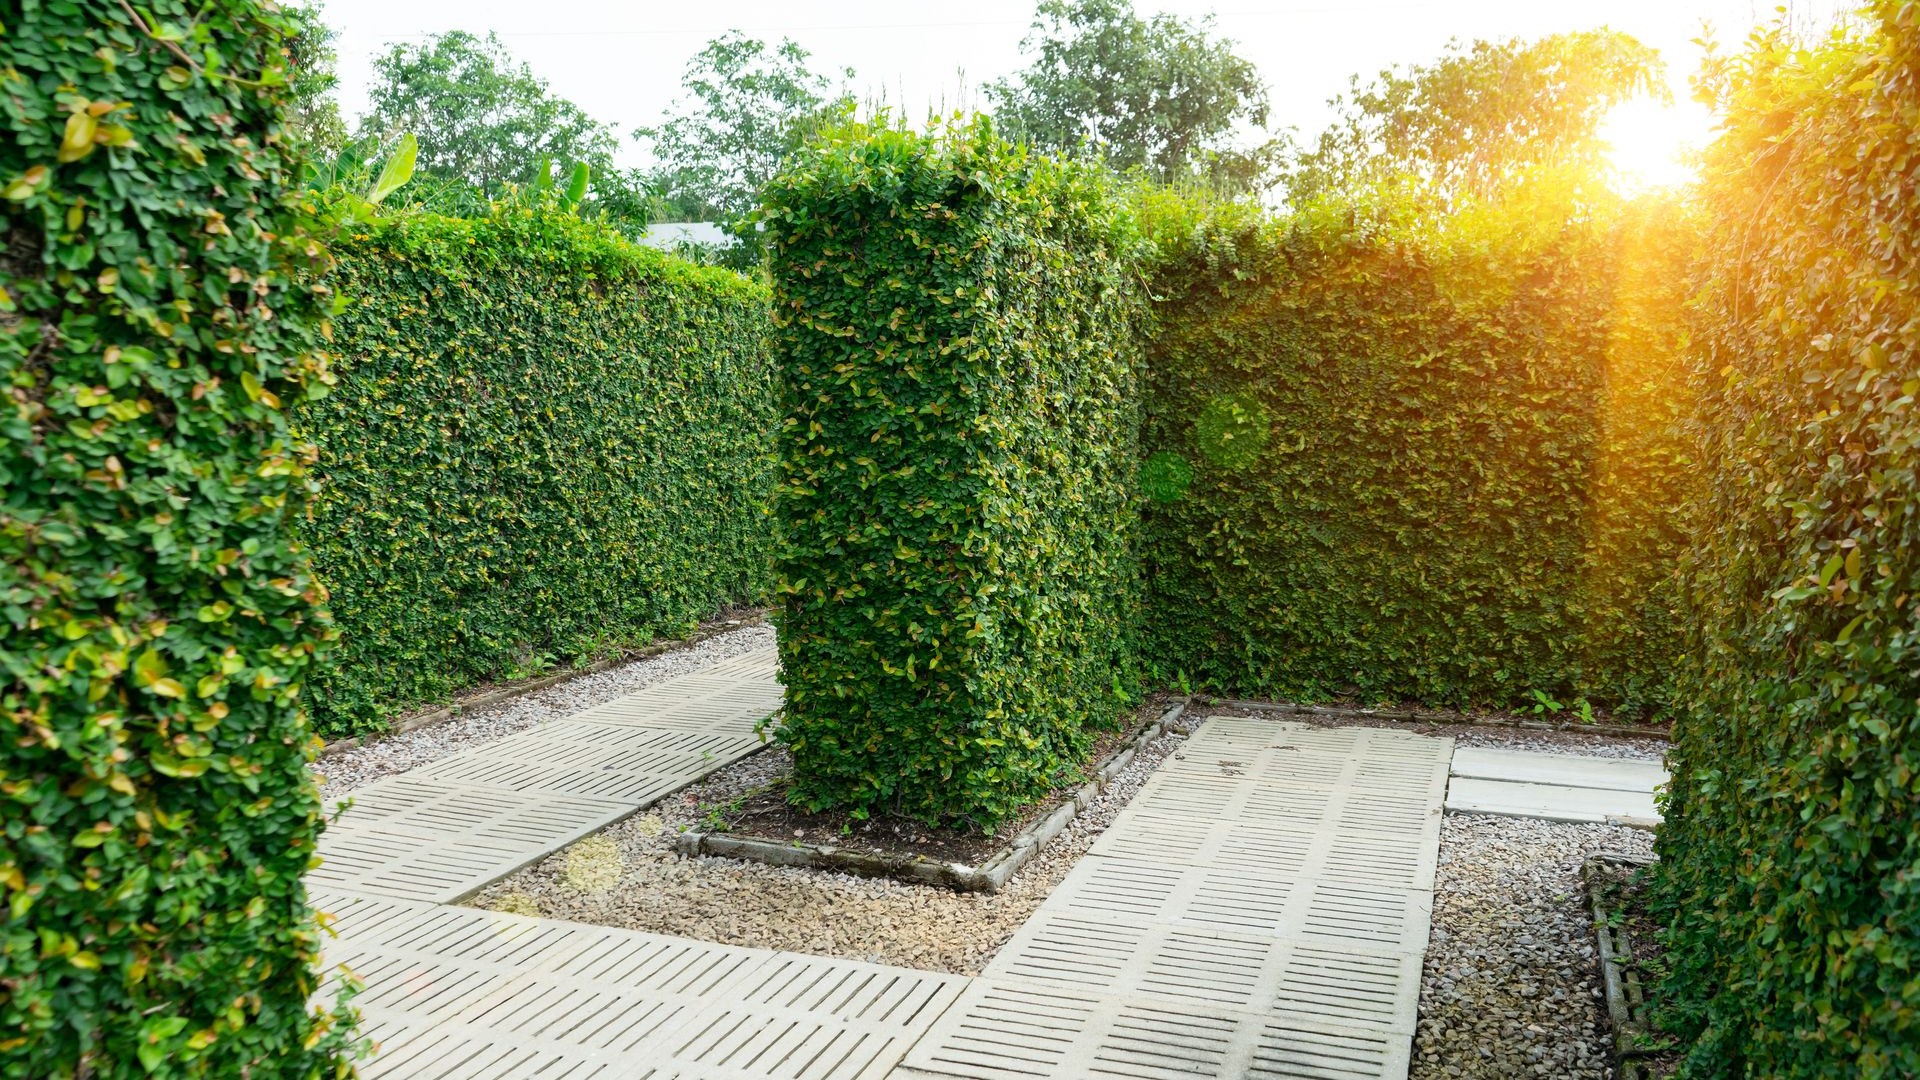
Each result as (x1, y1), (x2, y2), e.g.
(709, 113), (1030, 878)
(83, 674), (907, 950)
(366, 132), (418, 205)
(563, 161), (590, 210)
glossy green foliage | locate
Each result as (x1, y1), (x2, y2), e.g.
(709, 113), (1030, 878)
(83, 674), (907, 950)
(300, 207), (777, 735)
(761, 119), (1147, 827)
(1653, 6), (1920, 1075)
(1136, 193), (1693, 715)
(0, 2), (358, 1075)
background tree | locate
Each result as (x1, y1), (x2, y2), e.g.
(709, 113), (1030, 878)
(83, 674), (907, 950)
(1282, 30), (1664, 207)
(359, 30), (650, 234)
(640, 32), (854, 260)
(987, 0), (1274, 191)
(283, 3), (348, 160)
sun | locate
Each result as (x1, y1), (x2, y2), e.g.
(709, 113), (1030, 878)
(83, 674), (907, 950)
(1599, 95), (1714, 194)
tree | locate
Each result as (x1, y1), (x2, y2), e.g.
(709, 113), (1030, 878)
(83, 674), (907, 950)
(1282, 31), (1664, 207)
(640, 32), (853, 259)
(283, 3), (348, 160)
(358, 30), (650, 234)
(987, 0), (1273, 189)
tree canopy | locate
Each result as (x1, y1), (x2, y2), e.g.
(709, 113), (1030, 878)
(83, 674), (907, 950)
(282, 3), (348, 161)
(641, 32), (853, 261)
(358, 30), (650, 233)
(987, 0), (1273, 190)
(1282, 30), (1664, 207)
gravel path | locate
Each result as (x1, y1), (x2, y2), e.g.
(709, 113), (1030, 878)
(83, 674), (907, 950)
(469, 718), (1199, 974)
(1413, 813), (1656, 1079)
(312, 622), (774, 800)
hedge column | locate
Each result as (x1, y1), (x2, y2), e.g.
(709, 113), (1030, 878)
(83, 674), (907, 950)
(1, 3), (356, 1075)
(761, 120), (1146, 828)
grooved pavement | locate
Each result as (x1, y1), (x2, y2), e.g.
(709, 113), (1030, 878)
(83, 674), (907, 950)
(891, 719), (1451, 1080)
(311, 658), (1454, 1080)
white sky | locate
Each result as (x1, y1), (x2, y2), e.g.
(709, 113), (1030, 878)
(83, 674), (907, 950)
(307, 0), (1849, 183)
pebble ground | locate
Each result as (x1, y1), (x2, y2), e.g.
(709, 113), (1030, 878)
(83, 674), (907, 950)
(1413, 813), (1656, 1079)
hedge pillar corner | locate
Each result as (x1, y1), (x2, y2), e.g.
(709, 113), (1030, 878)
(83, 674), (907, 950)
(0, 2), (359, 1074)
(761, 120), (1147, 828)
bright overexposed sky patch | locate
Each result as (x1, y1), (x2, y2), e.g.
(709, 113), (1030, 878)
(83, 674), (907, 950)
(1600, 94), (1718, 193)
(302, 0), (1851, 174)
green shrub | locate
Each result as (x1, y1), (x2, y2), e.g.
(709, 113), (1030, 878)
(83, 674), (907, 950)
(0, 2), (357, 1074)
(300, 206), (776, 736)
(1654, 6), (1920, 1075)
(1136, 191), (1694, 716)
(761, 119), (1147, 827)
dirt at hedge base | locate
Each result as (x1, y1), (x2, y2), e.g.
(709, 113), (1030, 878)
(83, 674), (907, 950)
(706, 697), (1173, 867)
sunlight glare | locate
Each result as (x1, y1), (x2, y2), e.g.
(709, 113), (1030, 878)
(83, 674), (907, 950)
(1600, 96), (1714, 194)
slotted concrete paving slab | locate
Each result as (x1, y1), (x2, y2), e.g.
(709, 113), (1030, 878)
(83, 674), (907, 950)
(313, 670), (1461, 1080)
(315, 649), (780, 903)
(1445, 746), (1666, 825)
(895, 716), (1451, 1080)
(314, 891), (964, 1080)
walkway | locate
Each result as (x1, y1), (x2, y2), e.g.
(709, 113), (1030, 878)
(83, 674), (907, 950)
(311, 649), (781, 903)
(312, 659), (1455, 1080)
(892, 719), (1451, 1080)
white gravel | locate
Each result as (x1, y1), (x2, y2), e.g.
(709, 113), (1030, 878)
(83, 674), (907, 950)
(312, 622), (774, 800)
(1441, 727), (1667, 762)
(1414, 813), (1656, 1079)
(468, 716), (1199, 974)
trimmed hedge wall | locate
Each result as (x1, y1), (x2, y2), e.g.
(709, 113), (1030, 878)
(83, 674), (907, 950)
(761, 120), (1147, 827)
(1136, 196), (1693, 716)
(0, 2), (358, 1074)
(300, 207), (776, 736)
(1654, 6), (1920, 1076)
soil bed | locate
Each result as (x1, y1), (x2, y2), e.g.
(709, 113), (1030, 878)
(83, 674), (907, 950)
(698, 696), (1177, 870)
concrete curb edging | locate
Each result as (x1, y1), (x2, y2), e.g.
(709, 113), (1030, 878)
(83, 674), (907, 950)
(1583, 851), (1670, 1078)
(1213, 698), (1671, 741)
(676, 697), (1192, 893)
(315, 613), (769, 761)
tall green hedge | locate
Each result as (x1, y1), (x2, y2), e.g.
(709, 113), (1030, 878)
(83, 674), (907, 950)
(1136, 193), (1693, 716)
(1654, 6), (1920, 1075)
(761, 120), (1147, 827)
(0, 2), (357, 1074)
(300, 207), (776, 736)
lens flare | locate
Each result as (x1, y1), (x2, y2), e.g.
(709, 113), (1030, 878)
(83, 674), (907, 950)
(1600, 96), (1713, 194)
